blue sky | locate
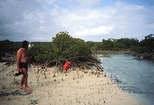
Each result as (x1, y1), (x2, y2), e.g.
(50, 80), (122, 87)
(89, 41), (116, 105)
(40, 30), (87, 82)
(0, 0), (154, 42)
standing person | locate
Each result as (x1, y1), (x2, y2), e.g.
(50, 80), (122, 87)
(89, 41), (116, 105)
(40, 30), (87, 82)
(16, 40), (32, 92)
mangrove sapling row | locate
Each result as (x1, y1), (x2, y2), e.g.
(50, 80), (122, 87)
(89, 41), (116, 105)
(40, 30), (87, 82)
(34, 55), (103, 82)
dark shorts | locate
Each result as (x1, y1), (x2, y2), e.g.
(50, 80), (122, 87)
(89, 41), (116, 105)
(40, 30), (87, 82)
(19, 62), (28, 69)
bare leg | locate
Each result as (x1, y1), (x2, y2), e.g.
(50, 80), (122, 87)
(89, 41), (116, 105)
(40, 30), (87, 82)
(20, 76), (24, 90)
(21, 68), (28, 87)
(21, 76), (24, 86)
(21, 68), (31, 92)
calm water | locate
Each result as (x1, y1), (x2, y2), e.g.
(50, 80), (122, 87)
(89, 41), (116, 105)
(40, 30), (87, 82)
(99, 54), (154, 105)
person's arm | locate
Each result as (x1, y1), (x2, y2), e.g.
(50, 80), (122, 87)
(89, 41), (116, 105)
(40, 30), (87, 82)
(16, 49), (22, 71)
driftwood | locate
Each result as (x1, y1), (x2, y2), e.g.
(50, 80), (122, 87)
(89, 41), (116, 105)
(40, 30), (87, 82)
(135, 49), (154, 61)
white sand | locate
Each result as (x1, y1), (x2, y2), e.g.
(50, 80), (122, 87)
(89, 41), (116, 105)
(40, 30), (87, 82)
(0, 63), (146, 105)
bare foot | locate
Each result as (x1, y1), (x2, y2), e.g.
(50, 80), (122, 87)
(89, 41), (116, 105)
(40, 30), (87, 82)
(20, 85), (25, 90)
(24, 87), (32, 92)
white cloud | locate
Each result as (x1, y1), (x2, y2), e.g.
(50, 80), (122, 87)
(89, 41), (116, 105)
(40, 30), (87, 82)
(75, 26), (113, 36)
(0, 0), (154, 41)
(74, 0), (100, 5)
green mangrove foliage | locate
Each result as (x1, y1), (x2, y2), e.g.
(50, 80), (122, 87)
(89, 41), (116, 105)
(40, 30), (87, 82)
(28, 31), (92, 63)
(86, 35), (154, 53)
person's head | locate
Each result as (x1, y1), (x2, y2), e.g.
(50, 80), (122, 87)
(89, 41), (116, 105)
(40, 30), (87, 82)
(21, 40), (29, 49)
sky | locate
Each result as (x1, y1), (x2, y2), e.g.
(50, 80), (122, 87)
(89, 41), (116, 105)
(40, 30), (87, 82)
(0, 0), (154, 42)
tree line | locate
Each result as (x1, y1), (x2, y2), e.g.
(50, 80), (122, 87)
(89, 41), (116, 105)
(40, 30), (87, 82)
(0, 32), (154, 63)
(86, 34), (154, 53)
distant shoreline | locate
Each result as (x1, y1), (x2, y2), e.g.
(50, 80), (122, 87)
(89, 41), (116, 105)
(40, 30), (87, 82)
(96, 50), (136, 55)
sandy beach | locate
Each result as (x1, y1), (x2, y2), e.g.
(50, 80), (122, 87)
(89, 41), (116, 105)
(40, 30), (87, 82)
(0, 63), (146, 105)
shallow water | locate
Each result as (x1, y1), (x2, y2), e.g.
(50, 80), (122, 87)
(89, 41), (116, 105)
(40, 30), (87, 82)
(99, 54), (154, 105)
